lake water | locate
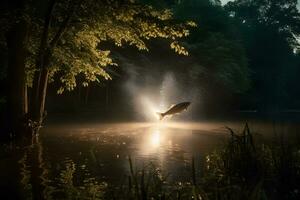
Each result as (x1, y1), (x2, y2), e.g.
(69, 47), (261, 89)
(1, 120), (299, 198)
(40, 122), (227, 182)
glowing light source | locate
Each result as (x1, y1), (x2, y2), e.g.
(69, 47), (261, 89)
(138, 95), (163, 121)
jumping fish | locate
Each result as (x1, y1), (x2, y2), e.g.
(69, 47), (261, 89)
(156, 102), (191, 120)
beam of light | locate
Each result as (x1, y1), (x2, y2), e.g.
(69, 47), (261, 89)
(124, 65), (199, 121)
(138, 95), (162, 121)
(135, 73), (178, 122)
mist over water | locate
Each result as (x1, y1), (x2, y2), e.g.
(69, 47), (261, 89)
(123, 62), (201, 121)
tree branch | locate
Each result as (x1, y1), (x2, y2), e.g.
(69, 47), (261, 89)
(49, 0), (80, 49)
(39, 0), (56, 52)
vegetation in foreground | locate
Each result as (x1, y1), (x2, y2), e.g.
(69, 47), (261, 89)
(15, 124), (300, 200)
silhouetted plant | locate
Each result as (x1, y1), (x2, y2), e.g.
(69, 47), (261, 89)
(203, 123), (300, 200)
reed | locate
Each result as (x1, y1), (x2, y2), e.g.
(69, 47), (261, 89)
(203, 123), (300, 200)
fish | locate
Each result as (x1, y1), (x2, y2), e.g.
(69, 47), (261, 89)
(156, 102), (191, 120)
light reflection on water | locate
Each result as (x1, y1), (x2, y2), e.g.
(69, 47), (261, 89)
(36, 122), (230, 182)
(2, 120), (300, 194)
(150, 129), (161, 148)
(141, 124), (165, 155)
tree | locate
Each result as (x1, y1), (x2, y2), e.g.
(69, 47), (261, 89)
(174, 0), (250, 91)
(1, 0), (30, 137)
(225, 0), (300, 111)
(108, 0), (250, 115)
(1, 0), (195, 136)
(169, 0), (250, 114)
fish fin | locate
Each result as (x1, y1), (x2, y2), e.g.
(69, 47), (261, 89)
(156, 112), (164, 120)
(168, 104), (176, 109)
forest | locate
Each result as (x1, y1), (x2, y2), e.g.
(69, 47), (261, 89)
(0, 0), (300, 199)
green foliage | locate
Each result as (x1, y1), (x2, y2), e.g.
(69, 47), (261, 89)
(17, 0), (195, 94)
(189, 32), (250, 92)
(225, 0), (300, 109)
(56, 159), (106, 200)
(204, 124), (300, 200)
(203, 124), (264, 199)
(225, 0), (300, 31)
(104, 156), (208, 200)
(19, 156), (107, 200)
(225, 0), (300, 51)
(174, 0), (251, 93)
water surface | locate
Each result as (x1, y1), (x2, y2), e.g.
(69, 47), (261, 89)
(1, 120), (299, 197)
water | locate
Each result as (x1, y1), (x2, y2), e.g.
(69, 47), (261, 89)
(1, 120), (300, 198)
(39, 122), (228, 183)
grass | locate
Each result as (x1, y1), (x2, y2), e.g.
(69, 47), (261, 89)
(202, 123), (300, 200)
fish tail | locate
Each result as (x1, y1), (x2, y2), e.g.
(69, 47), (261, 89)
(156, 112), (165, 120)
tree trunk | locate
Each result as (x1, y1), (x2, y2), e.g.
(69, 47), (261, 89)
(29, 68), (49, 134)
(85, 85), (90, 105)
(27, 0), (75, 135)
(6, 20), (29, 137)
